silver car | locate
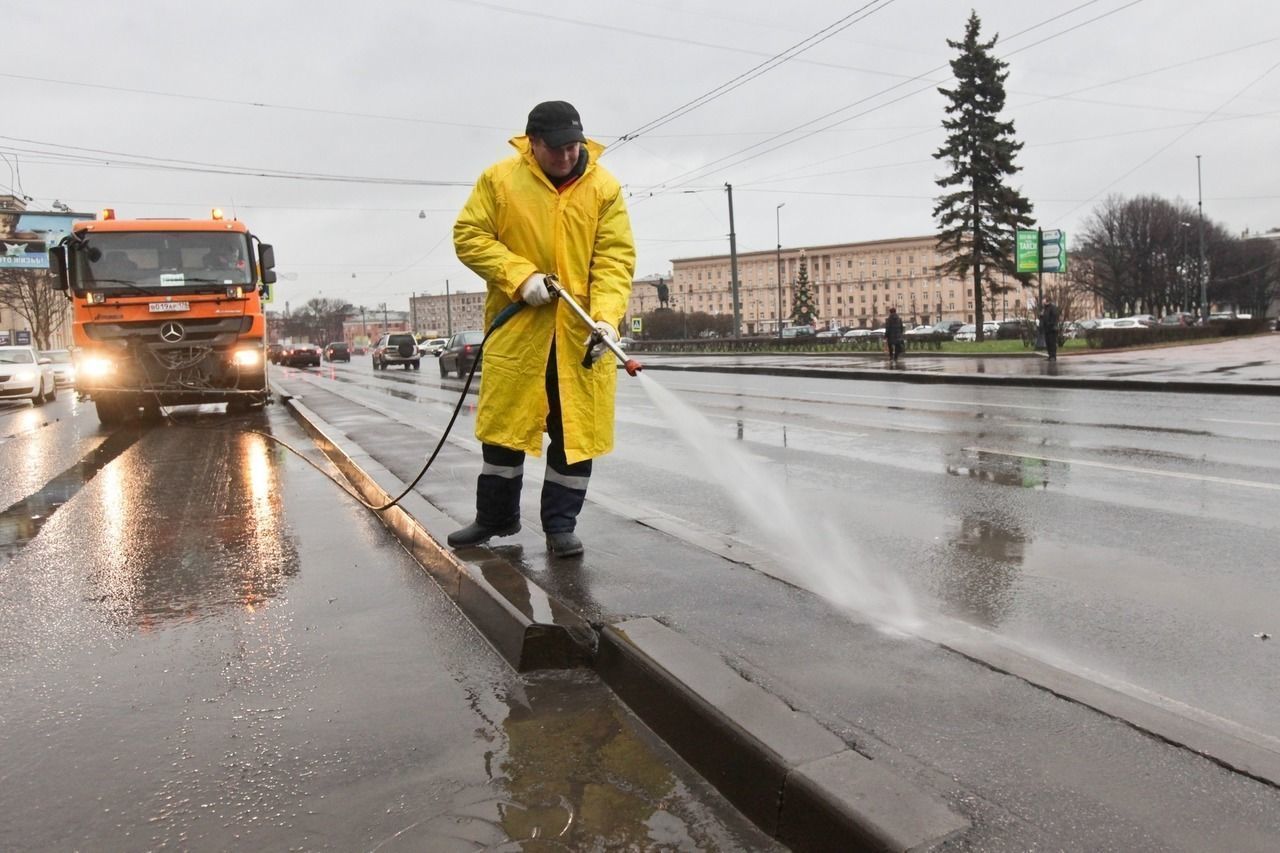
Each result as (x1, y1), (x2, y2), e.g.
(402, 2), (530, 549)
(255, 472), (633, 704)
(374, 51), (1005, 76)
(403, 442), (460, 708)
(39, 349), (76, 386)
(0, 345), (57, 405)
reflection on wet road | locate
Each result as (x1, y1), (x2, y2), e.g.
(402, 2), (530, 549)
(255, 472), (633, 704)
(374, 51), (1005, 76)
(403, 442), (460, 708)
(0, 400), (775, 850)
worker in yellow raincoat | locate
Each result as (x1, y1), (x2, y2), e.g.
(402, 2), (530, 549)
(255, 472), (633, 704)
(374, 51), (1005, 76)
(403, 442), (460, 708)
(448, 101), (636, 558)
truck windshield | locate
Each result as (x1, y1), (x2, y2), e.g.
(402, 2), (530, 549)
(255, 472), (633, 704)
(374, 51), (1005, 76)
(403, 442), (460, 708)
(74, 232), (254, 294)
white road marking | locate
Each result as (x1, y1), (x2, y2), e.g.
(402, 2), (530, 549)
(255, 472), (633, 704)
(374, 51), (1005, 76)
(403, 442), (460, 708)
(1202, 418), (1280, 427)
(652, 381), (1068, 412)
(966, 447), (1280, 491)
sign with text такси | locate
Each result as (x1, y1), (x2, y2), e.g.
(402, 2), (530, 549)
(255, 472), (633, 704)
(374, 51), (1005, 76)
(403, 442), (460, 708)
(1016, 229), (1040, 274)
(0, 210), (96, 269)
(1040, 229), (1067, 273)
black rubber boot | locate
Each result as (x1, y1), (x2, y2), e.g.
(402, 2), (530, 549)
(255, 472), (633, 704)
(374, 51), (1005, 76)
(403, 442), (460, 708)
(447, 518), (521, 548)
(545, 530), (584, 557)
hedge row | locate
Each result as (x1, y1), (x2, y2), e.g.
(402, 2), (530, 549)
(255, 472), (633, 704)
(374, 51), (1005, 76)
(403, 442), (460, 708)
(1083, 318), (1268, 349)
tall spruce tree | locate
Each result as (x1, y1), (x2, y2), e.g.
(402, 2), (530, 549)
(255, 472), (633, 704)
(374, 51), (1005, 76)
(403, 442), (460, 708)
(933, 11), (1034, 341)
(791, 251), (816, 326)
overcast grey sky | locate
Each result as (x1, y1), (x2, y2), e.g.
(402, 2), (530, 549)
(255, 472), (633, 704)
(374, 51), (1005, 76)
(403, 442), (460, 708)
(4, 0), (1278, 312)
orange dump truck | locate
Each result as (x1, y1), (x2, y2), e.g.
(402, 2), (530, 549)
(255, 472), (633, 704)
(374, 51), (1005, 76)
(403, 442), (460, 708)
(48, 209), (277, 424)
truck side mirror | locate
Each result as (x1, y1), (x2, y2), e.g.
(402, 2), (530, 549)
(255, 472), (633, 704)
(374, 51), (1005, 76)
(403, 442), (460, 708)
(257, 243), (277, 284)
(47, 245), (69, 291)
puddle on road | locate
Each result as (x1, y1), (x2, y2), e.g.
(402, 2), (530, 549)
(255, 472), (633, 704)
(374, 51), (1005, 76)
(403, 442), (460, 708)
(0, 426), (145, 566)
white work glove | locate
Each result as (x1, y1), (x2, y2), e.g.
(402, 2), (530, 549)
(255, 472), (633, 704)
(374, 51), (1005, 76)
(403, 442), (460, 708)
(519, 273), (553, 306)
(584, 321), (619, 361)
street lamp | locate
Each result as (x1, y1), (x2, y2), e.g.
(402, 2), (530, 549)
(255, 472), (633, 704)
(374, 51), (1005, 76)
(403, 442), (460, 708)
(775, 203), (786, 339)
(1196, 155), (1208, 324)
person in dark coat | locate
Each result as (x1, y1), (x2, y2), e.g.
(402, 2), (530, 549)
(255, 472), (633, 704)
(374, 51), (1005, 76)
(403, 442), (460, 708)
(885, 307), (905, 362)
(1039, 300), (1060, 360)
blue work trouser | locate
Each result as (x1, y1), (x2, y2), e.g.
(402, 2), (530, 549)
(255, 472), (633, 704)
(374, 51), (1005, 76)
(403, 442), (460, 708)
(473, 345), (592, 534)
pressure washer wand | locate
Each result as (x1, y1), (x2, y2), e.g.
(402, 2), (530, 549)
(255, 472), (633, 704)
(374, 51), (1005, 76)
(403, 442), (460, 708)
(544, 276), (644, 376)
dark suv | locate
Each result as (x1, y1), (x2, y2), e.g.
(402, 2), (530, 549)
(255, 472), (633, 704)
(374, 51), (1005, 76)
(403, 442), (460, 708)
(372, 333), (420, 370)
(324, 342), (350, 362)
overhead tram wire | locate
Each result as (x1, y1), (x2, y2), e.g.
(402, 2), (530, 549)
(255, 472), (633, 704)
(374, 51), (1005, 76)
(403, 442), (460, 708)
(607, 0), (900, 155)
(1053, 54), (1280, 223)
(0, 135), (472, 187)
(633, 0), (1144, 203)
(742, 34), (1280, 191)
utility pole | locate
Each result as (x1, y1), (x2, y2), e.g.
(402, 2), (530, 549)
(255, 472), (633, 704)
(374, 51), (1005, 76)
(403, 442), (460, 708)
(381, 302), (388, 332)
(445, 279), (452, 336)
(360, 306), (367, 341)
(776, 202), (785, 339)
(410, 291), (417, 333)
(1196, 154), (1208, 324)
(725, 183), (741, 338)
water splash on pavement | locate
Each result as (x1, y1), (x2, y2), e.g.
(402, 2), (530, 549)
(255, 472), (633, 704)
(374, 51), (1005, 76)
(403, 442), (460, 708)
(637, 373), (921, 633)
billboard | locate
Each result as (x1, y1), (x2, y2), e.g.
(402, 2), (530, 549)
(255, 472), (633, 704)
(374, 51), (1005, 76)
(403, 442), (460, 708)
(0, 209), (96, 270)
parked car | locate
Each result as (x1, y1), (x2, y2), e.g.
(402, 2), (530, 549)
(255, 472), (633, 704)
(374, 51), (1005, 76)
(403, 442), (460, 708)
(278, 342), (321, 367)
(438, 330), (485, 377)
(267, 343), (284, 364)
(372, 333), (421, 370)
(419, 337), (448, 357)
(0, 345), (57, 405)
(904, 324), (934, 338)
(39, 349), (76, 386)
(781, 325), (816, 339)
(931, 320), (965, 339)
(1159, 312), (1195, 327)
(816, 329), (842, 339)
(953, 322), (998, 342)
(1107, 318), (1149, 329)
(324, 342), (351, 362)
(618, 336), (635, 349)
(996, 319), (1033, 340)
(842, 328), (876, 339)
(1123, 314), (1156, 326)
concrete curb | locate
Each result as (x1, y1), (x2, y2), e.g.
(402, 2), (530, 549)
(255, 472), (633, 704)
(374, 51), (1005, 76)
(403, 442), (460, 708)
(277, 390), (595, 672)
(274, 383), (971, 851)
(642, 363), (1280, 396)
(598, 618), (970, 852)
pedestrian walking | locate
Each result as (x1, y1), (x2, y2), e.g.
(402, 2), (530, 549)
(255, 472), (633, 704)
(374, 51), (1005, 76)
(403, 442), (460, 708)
(1040, 300), (1060, 360)
(448, 101), (636, 558)
(885, 307), (905, 362)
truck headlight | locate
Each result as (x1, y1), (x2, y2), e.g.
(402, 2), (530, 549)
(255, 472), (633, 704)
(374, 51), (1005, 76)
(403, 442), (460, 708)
(81, 356), (116, 378)
(232, 349), (262, 368)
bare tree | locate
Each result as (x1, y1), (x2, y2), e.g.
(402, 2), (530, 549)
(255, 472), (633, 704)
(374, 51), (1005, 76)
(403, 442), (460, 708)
(0, 268), (68, 348)
(1078, 195), (1204, 315)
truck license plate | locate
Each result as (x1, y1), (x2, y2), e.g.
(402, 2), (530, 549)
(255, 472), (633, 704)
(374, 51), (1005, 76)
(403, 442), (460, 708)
(149, 302), (190, 313)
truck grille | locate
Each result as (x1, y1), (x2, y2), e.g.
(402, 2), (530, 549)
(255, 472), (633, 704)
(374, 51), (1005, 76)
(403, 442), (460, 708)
(85, 316), (253, 349)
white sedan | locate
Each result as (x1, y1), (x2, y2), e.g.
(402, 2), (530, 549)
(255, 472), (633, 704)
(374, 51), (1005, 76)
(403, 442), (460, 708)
(0, 345), (57, 406)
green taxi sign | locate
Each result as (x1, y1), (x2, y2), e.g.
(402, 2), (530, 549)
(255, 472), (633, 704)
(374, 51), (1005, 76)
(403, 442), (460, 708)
(1016, 229), (1040, 274)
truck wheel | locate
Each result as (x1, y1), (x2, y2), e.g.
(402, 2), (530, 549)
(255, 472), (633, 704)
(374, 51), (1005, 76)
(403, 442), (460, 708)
(412, 360), (420, 370)
(439, 359), (448, 377)
(32, 379), (46, 406)
(457, 363), (466, 378)
(45, 383), (57, 403)
(95, 395), (123, 425)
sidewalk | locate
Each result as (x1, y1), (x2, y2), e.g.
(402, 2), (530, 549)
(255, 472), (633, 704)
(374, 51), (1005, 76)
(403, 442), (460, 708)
(635, 334), (1280, 394)
(270, 347), (1280, 851)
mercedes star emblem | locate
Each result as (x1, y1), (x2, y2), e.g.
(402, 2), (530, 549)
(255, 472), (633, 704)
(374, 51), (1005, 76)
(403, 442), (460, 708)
(160, 322), (185, 343)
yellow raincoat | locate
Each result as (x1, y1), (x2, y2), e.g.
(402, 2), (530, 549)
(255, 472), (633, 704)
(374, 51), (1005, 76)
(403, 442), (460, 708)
(454, 137), (636, 464)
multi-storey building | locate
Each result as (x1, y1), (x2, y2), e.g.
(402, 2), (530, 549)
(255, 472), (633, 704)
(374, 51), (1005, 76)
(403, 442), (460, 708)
(409, 289), (486, 338)
(633, 234), (1035, 335)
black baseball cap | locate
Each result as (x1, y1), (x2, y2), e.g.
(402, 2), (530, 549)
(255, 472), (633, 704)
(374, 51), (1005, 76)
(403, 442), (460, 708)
(526, 101), (587, 147)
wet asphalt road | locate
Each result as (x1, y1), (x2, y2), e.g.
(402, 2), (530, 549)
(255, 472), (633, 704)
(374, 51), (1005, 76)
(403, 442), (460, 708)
(0, 393), (777, 851)
(292, 353), (1280, 746)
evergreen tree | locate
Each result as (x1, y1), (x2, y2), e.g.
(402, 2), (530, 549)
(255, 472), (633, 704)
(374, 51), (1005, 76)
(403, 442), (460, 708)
(791, 251), (816, 326)
(932, 10), (1034, 341)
